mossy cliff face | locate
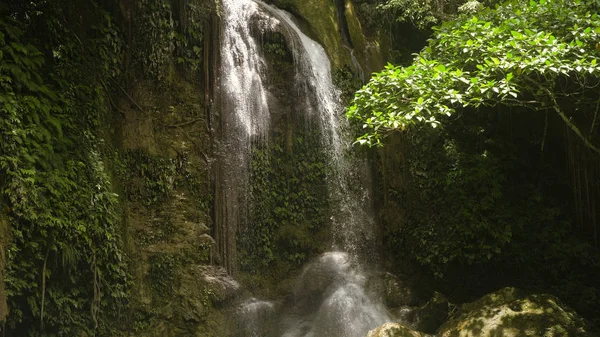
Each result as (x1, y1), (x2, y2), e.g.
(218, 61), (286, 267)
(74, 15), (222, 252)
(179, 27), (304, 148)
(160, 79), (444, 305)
(273, 0), (386, 76)
(0, 0), (383, 334)
(104, 0), (237, 335)
(110, 73), (235, 337)
(343, 0), (388, 75)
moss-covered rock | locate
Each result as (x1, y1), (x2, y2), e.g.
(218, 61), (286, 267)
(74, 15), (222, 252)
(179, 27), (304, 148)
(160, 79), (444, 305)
(381, 272), (419, 307)
(439, 287), (592, 337)
(343, 0), (387, 75)
(110, 33), (218, 335)
(367, 322), (429, 337)
(273, 0), (385, 74)
(275, 0), (345, 67)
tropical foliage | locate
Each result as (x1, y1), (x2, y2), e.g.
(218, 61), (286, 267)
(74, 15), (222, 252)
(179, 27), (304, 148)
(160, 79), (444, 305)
(0, 2), (131, 335)
(348, 0), (600, 151)
(355, 0), (600, 325)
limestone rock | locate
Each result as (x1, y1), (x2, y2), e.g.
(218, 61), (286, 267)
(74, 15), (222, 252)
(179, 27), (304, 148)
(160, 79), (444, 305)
(367, 322), (429, 337)
(176, 265), (241, 323)
(438, 287), (592, 337)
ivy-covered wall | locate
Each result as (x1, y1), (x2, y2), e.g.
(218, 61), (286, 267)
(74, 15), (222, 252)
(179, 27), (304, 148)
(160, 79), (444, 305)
(0, 0), (233, 335)
(229, 30), (331, 296)
(0, 206), (8, 322)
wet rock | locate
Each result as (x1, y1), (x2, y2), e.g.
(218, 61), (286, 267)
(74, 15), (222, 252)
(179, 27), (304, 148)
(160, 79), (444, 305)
(198, 233), (216, 245)
(197, 265), (241, 303)
(412, 291), (449, 333)
(383, 272), (418, 307)
(439, 287), (592, 337)
(176, 265), (241, 322)
(292, 252), (353, 306)
(367, 322), (429, 337)
(197, 223), (211, 236)
(234, 298), (278, 337)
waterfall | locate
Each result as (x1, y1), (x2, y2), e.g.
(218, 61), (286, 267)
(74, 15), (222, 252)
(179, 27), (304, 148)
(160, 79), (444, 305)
(258, 1), (376, 260)
(219, 0), (390, 335)
(221, 0), (274, 138)
(216, 0), (278, 274)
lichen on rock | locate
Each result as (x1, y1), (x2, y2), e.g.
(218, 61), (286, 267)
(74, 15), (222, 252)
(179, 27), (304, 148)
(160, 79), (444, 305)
(438, 287), (592, 337)
(367, 322), (430, 337)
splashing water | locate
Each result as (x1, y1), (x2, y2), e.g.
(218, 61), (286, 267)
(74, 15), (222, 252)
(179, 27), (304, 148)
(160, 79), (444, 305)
(280, 252), (390, 337)
(236, 298), (278, 337)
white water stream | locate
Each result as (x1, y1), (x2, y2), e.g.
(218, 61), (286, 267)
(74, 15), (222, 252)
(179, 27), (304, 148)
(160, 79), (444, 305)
(220, 0), (390, 335)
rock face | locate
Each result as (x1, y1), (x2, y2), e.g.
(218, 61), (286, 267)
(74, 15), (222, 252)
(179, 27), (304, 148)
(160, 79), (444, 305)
(439, 287), (592, 337)
(273, 0), (386, 75)
(367, 322), (429, 337)
(382, 272), (418, 307)
(412, 292), (450, 333)
(177, 265), (241, 323)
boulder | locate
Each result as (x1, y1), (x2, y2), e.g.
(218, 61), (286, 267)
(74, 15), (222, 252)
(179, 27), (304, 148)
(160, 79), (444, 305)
(367, 322), (429, 337)
(413, 291), (449, 333)
(438, 287), (592, 337)
(176, 265), (241, 322)
(383, 272), (419, 307)
(389, 291), (450, 333)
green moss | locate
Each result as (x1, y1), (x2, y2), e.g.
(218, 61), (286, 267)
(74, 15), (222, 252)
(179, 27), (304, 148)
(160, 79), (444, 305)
(440, 288), (592, 337)
(240, 128), (332, 274)
(274, 0), (386, 74)
(275, 0), (348, 67)
(367, 323), (427, 337)
(344, 0), (386, 73)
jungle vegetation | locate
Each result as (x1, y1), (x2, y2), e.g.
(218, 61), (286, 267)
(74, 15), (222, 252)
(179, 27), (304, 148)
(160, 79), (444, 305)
(1, 0), (599, 335)
(350, 0), (600, 327)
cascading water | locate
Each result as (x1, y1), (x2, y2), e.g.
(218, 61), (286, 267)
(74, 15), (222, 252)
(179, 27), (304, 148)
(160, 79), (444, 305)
(258, 0), (376, 261)
(216, 0), (279, 274)
(219, 0), (390, 335)
(221, 0), (274, 138)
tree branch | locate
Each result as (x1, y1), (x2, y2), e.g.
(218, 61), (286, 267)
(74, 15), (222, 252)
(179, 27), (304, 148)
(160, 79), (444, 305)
(546, 89), (600, 155)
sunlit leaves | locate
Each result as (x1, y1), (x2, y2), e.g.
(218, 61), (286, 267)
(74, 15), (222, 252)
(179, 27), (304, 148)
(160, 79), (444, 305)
(348, 0), (600, 146)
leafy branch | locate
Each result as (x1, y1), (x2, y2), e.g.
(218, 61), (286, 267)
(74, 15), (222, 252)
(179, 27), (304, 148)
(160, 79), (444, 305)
(348, 0), (600, 153)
